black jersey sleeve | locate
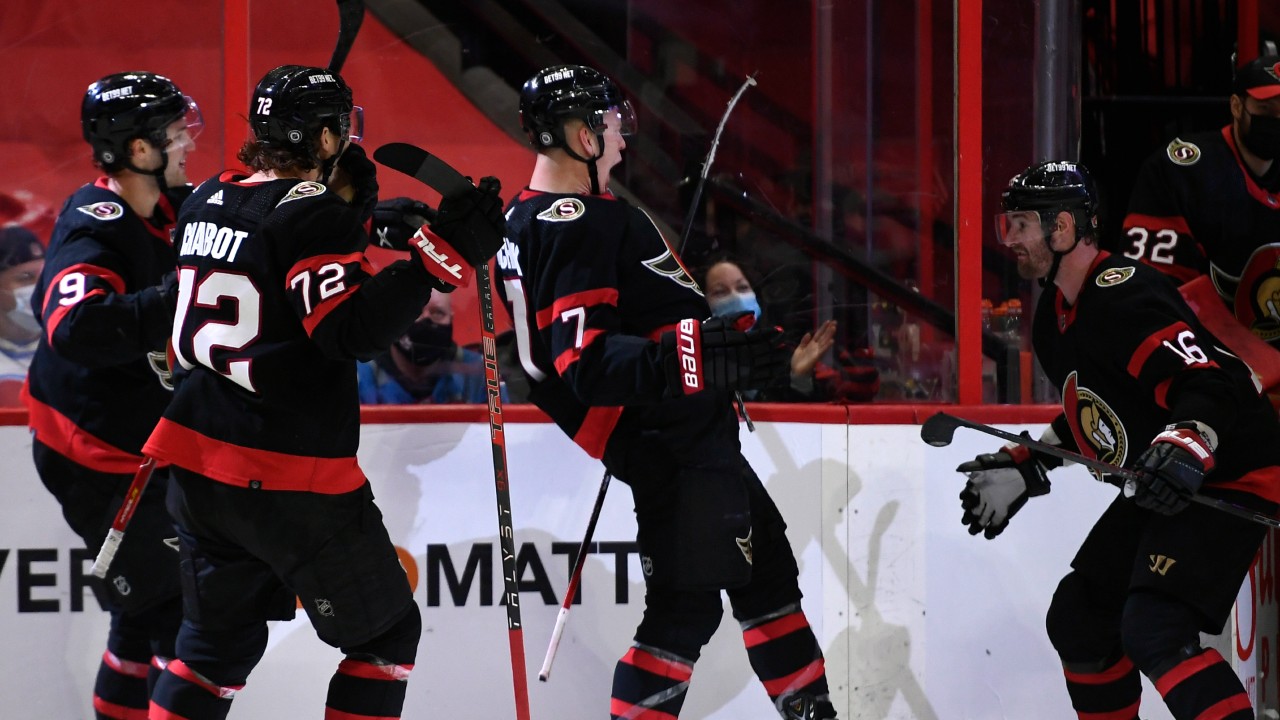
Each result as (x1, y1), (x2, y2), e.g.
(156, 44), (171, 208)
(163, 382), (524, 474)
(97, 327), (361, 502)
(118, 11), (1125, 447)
(1090, 269), (1243, 436)
(528, 205), (669, 405)
(37, 231), (173, 366)
(273, 197), (433, 362)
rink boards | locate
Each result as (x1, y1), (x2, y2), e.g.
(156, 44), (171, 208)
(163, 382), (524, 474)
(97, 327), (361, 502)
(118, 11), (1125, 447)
(0, 409), (1272, 719)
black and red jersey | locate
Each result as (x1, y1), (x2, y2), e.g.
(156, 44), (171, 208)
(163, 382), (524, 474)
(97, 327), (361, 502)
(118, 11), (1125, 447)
(24, 179), (180, 473)
(498, 189), (739, 465)
(1121, 127), (1280, 343)
(1034, 251), (1280, 504)
(143, 171), (434, 493)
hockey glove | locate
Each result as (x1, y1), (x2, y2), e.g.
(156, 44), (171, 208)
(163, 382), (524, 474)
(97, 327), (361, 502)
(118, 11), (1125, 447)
(957, 436), (1054, 539)
(337, 143), (379, 225)
(429, 176), (506, 267)
(661, 312), (790, 396)
(1127, 422), (1216, 515)
(371, 197), (436, 251)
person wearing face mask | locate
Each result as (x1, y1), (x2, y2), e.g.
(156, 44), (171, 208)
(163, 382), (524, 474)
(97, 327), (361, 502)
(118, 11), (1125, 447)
(1121, 54), (1280, 357)
(702, 257), (881, 402)
(0, 226), (45, 406)
(357, 291), (493, 404)
(21, 71), (200, 719)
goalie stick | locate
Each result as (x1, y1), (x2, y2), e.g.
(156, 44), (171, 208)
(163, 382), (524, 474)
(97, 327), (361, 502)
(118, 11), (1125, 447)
(373, 141), (531, 720)
(90, 457), (157, 578)
(921, 411), (1280, 530)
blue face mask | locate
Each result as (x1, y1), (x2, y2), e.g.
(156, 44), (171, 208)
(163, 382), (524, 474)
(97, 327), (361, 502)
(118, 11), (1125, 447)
(708, 291), (761, 328)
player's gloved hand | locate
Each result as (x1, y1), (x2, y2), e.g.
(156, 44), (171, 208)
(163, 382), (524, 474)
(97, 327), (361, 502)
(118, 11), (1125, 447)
(429, 176), (505, 267)
(158, 270), (179, 316)
(661, 311), (790, 396)
(1126, 422), (1216, 515)
(337, 142), (379, 225)
(371, 197), (436, 251)
(956, 436), (1053, 539)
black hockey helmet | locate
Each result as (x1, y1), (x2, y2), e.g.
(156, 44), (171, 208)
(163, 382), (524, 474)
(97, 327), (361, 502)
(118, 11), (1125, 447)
(1001, 160), (1097, 215)
(519, 64), (635, 151)
(82, 72), (200, 169)
(249, 65), (359, 151)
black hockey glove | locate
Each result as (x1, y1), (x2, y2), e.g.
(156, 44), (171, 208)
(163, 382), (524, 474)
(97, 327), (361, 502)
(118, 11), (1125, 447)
(371, 197), (436, 251)
(956, 436), (1054, 539)
(1128, 422), (1215, 515)
(337, 142), (379, 225)
(429, 176), (505, 267)
(661, 312), (790, 396)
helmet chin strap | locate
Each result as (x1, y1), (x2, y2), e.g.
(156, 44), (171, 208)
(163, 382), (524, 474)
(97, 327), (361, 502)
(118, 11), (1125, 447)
(124, 142), (171, 194)
(1038, 221), (1080, 288)
(563, 131), (606, 194)
(319, 137), (348, 186)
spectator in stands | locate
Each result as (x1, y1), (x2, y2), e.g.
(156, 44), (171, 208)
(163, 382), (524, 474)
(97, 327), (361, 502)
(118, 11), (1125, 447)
(358, 291), (490, 404)
(0, 225), (45, 406)
(701, 256), (879, 401)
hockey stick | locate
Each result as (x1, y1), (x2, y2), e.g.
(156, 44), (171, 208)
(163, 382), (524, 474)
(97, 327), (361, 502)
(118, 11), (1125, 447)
(921, 411), (1280, 529)
(328, 0), (365, 73)
(90, 457), (157, 578)
(538, 468), (611, 682)
(676, 72), (757, 256)
(372, 141), (531, 720)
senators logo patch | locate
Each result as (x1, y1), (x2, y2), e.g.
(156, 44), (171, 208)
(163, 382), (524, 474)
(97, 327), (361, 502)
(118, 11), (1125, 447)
(536, 198), (585, 222)
(76, 201), (124, 221)
(1166, 138), (1201, 166)
(277, 181), (326, 206)
(1062, 372), (1128, 477)
(642, 249), (699, 291)
(1232, 243), (1280, 342)
(1095, 266), (1135, 288)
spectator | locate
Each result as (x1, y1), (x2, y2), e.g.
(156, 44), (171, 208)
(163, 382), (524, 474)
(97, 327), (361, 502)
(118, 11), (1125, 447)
(702, 256), (879, 402)
(0, 225), (44, 406)
(358, 291), (491, 404)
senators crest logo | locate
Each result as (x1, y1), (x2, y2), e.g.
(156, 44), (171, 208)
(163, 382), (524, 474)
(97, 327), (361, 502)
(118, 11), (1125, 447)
(1095, 266), (1135, 287)
(76, 201), (124, 221)
(536, 198), (585, 222)
(1165, 138), (1201, 166)
(1231, 243), (1280, 342)
(1061, 372), (1128, 477)
(277, 181), (326, 206)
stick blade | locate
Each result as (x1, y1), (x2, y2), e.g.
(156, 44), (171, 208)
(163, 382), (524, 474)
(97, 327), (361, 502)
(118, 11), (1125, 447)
(328, 0), (366, 73)
(373, 142), (473, 199)
(920, 412), (960, 447)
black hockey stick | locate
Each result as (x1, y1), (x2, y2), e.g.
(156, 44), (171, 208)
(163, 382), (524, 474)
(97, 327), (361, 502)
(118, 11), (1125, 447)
(328, 0), (365, 73)
(373, 141), (531, 720)
(922, 411), (1280, 529)
(676, 73), (757, 256)
(538, 469), (612, 682)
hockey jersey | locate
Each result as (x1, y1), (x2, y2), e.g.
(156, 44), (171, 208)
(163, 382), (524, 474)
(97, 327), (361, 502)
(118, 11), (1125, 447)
(498, 189), (740, 467)
(143, 171), (435, 493)
(1034, 251), (1280, 504)
(23, 179), (180, 473)
(1121, 127), (1280, 343)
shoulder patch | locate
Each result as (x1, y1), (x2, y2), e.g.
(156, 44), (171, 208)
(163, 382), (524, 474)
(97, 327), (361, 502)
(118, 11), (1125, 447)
(76, 201), (124, 221)
(537, 198), (586, 222)
(276, 181), (327, 207)
(1165, 138), (1201, 166)
(1095, 266), (1136, 287)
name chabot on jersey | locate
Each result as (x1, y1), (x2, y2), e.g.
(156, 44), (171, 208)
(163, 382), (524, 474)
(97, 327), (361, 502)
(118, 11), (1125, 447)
(178, 221), (248, 262)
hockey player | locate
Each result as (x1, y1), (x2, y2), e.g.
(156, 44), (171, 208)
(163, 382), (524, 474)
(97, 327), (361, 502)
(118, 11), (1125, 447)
(499, 64), (838, 720)
(142, 65), (505, 719)
(1121, 54), (1280, 345)
(23, 71), (201, 719)
(959, 160), (1280, 719)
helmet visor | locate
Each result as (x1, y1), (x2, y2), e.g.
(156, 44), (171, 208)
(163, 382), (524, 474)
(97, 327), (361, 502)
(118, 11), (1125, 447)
(182, 95), (204, 140)
(346, 105), (364, 143)
(611, 100), (637, 137)
(994, 210), (1044, 246)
